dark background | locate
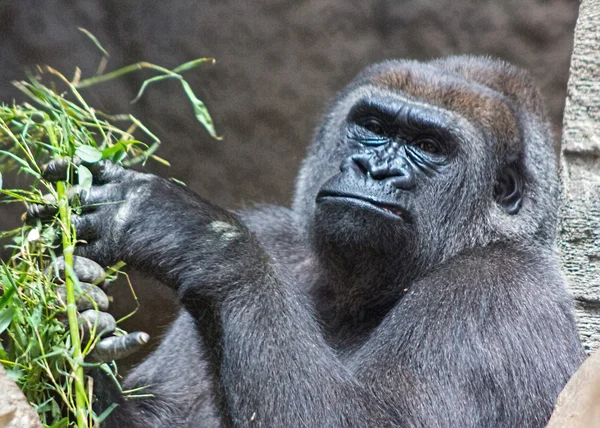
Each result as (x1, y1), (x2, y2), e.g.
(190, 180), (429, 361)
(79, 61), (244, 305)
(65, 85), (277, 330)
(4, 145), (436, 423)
(0, 0), (579, 369)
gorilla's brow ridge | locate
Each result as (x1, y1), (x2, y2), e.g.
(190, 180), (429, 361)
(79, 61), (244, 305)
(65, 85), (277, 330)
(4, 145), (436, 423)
(371, 67), (522, 153)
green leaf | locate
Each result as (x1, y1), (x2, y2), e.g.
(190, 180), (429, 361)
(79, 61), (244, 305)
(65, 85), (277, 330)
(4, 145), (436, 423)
(132, 74), (177, 104)
(0, 346), (8, 362)
(0, 282), (15, 309)
(78, 27), (109, 57)
(50, 405), (67, 426)
(171, 57), (214, 74)
(95, 402), (119, 423)
(78, 164), (93, 191)
(47, 415), (69, 428)
(180, 80), (221, 140)
(113, 148), (127, 163)
(102, 142), (129, 162)
(41, 225), (56, 243)
(101, 142), (123, 158)
(76, 145), (102, 163)
(0, 261), (17, 296)
(0, 306), (14, 335)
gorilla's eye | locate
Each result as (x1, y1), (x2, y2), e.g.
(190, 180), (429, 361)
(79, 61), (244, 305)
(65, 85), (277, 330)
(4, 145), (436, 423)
(362, 118), (386, 136)
(415, 139), (440, 154)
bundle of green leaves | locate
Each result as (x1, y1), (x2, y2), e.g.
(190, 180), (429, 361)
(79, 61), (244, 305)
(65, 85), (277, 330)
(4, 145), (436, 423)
(0, 32), (218, 428)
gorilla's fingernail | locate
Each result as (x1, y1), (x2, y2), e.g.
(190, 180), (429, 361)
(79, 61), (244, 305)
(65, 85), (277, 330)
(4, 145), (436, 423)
(139, 332), (150, 344)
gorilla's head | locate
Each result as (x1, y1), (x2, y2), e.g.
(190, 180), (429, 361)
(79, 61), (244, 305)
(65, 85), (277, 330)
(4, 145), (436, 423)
(293, 56), (558, 288)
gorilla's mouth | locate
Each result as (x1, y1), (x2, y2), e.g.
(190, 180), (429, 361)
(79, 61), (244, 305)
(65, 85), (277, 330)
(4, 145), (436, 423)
(316, 190), (407, 219)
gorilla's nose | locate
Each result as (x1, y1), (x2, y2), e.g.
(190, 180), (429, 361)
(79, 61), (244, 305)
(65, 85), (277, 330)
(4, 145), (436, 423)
(344, 153), (414, 190)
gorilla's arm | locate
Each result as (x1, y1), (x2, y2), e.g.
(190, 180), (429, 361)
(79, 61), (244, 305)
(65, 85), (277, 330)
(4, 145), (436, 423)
(35, 160), (397, 426)
(119, 183), (397, 426)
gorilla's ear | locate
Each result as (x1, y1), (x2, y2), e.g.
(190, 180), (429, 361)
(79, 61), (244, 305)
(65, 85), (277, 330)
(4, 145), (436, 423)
(494, 164), (523, 215)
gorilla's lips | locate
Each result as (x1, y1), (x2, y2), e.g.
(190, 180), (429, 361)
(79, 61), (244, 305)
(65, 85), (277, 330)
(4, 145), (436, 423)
(316, 190), (406, 219)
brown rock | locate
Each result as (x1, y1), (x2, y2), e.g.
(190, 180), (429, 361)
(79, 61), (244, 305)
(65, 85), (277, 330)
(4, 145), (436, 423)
(547, 349), (600, 428)
(0, 365), (42, 428)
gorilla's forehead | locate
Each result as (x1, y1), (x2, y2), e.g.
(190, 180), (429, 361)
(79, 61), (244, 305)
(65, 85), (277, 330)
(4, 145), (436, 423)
(368, 61), (523, 152)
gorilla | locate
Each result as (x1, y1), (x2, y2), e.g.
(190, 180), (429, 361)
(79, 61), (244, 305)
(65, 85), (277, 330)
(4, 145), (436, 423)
(31, 56), (585, 427)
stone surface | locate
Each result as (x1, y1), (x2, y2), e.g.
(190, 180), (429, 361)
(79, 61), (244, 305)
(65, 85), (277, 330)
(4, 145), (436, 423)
(0, 366), (41, 428)
(547, 348), (600, 428)
(558, 0), (600, 354)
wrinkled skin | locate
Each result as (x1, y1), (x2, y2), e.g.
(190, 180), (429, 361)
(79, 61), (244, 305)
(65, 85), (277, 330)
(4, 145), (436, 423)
(27, 56), (584, 427)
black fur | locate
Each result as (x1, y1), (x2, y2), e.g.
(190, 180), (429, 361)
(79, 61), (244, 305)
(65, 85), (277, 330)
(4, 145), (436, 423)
(63, 56), (584, 427)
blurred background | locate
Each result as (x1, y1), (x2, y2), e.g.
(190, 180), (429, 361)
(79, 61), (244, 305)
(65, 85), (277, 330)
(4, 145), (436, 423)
(0, 0), (579, 370)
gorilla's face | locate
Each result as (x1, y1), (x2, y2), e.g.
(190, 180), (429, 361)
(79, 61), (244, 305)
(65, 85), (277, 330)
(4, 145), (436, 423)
(315, 94), (461, 246)
(312, 95), (466, 264)
(305, 60), (525, 270)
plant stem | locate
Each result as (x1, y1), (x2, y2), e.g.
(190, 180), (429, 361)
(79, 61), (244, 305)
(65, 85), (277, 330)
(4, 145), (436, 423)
(74, 61), (175, 89)
(56, 180), (87, 428)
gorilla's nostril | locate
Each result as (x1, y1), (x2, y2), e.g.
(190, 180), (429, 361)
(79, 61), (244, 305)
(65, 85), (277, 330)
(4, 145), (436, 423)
(369, 162), (391, 179)
(350, 154), (371, 176)
(349, 152), (410, 183)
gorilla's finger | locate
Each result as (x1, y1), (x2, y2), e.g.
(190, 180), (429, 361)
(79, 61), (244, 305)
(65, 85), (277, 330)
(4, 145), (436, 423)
(48, 255), (106, 285)
(87, 161), (129, 184)
(79, 310), (116, 340)
(42, 158), (128, 185)
(23, 186), (97, 224)
(71, 214), (100, 242)
(23, 202), (58, 223)
(56, 282), (109, 312)
(41, 158), (72, 181)
(88, 332), (150, 363)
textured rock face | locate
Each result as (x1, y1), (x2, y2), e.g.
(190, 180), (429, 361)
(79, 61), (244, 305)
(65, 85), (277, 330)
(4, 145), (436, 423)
(0, 0), (580, 368)
(0, 366), (41, 427)
(559, 0), (600, 354)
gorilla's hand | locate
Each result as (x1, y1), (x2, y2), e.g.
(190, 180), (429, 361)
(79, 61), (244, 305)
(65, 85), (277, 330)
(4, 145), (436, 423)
(27, 159), (158, 267)
(49, 255), (149, 363)
(27, 158), (263, 299)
